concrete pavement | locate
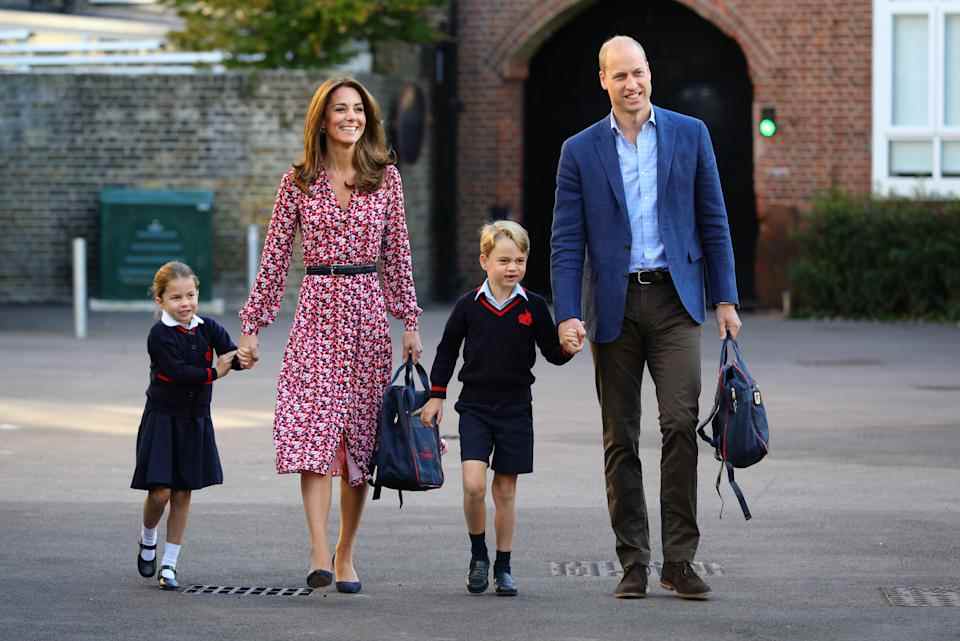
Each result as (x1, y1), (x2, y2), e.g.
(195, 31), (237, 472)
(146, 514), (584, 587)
(1, 304), (959, 641)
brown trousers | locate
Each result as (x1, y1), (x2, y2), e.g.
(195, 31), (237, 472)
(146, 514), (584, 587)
(590, 277), (702, 570)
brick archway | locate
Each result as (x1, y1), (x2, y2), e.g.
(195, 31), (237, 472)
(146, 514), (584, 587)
(454, 0), (872, 306)
(489, 0), (774, 84)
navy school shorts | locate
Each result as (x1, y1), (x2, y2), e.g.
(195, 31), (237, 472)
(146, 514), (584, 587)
(454, 400), (533, 475)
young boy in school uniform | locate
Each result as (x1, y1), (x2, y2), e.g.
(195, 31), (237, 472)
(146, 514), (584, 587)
(421, 220), (582, 596)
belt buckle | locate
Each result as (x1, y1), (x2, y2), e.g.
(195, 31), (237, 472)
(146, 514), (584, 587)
(636, 271), (653, 285)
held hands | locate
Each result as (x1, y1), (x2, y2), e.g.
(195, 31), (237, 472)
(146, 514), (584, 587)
(237, 334), (260, 370)
(716, 303), (742, 339)
(558, 318), (587, 355)
(216, 350), (237, 379)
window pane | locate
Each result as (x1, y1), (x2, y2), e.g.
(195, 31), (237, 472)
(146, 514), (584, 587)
(893, 15), (929, 126)
(889, 141), (933, 176)
(946, 15), (960, 126)
(943, 141), (960, 177)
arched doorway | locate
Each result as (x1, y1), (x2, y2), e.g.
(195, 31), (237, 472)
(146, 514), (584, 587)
(522, 0), (757, 305)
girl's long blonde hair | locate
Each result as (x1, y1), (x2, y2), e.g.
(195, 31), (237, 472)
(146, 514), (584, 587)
(293, 77), (394, 194)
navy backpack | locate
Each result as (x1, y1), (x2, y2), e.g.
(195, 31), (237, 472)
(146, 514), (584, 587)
(370, 358), (444, 506)
(697, 336), (769, 520)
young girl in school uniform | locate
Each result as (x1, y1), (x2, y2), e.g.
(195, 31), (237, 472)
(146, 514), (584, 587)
(131, 261), (242, 590)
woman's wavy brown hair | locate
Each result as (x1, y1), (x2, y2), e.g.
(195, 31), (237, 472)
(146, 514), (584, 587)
(293, 77), (395, 194)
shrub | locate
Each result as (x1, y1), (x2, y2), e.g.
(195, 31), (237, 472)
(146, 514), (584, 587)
(790, 191), (960, 321)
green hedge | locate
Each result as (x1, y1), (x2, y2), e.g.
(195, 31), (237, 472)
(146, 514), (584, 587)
(790, 191), (960, 321)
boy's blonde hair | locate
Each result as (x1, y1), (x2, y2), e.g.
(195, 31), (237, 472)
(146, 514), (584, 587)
(479, 220), (530, 256)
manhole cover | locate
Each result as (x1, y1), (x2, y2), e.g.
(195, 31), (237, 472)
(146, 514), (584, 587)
(796, 359), (885, 367)
(882, 586), (960, 606)
(913, 385), (960, 392)
(549, 560), (723, 578)
(182, 585), (313, 596)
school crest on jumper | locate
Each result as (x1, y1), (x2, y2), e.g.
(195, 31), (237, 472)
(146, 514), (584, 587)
(517, 310), (533, 326)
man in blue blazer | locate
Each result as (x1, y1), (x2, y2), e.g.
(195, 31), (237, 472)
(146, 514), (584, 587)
(551, 36), (742, 600)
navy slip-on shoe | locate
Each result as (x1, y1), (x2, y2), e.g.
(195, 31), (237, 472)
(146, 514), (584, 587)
(335, 580), (362, 594)
(306, 568), (333, 588)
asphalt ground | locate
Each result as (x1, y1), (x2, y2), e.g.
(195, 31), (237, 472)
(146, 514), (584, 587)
(1, 303), (959, 641)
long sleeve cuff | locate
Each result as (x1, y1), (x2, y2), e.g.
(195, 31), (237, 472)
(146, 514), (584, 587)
(429, 385), (447, 399)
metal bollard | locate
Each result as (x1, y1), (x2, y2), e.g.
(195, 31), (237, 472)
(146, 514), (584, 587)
(247, 223), (260, 291)
(73, 237), (87, 339)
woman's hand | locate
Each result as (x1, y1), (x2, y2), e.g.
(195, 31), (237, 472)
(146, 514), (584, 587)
(237, 334), (260, 369)
(402, 330), (423, 364)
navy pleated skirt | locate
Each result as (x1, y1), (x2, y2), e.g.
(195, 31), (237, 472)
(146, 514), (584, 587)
(130, 408), (223, 491)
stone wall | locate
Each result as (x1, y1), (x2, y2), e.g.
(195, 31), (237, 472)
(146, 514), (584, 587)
(0, 70), (434, 307)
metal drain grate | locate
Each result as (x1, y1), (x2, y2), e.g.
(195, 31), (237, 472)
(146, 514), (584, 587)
(182, 585), (313, 597)
(882, 586), (960, 606)
(549, 560), (723, 578)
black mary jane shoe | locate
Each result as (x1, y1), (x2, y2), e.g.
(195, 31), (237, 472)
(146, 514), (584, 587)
(158, 565), (179, 591)
(137, 541), (157, 578)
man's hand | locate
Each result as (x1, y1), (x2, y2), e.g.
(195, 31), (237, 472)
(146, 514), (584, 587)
(558, 318), (586, 354)
(237, 334), (259, 369)
(420, 398), (444, 426)
(716, 303), (742, 339)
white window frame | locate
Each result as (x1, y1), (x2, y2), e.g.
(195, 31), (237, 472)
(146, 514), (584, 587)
(873, 0), (960, 196)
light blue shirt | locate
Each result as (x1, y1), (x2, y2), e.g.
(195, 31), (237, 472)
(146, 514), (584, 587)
(610, 110), (667, 271)
(476, 279), (527, 310)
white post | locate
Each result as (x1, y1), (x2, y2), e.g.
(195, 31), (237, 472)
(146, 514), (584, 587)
(72, 237), (87, 339)
(247, 223), (260, 290)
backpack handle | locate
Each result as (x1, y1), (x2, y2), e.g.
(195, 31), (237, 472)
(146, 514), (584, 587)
(389, 356), (430, 392)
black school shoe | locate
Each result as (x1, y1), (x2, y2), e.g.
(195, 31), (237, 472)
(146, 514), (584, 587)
(466, 558), (490, 594)
(137, 541), (157, 578)
(494, 568), (518, 596)
(157, 565), (179, 590)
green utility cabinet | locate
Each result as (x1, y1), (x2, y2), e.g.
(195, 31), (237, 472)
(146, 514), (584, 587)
(99, 188), (215, 302)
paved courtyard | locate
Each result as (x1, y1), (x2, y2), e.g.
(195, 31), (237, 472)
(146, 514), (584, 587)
(1, 304), (958, 641)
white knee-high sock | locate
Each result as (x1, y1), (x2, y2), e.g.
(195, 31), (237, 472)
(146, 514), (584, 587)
(140, 526), (158, 561)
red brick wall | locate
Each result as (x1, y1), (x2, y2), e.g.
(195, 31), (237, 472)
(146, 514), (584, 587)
(457, 0), (873, 306)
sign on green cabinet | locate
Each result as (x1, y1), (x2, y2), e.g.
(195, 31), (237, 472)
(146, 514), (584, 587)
(99, 188), (214, 302)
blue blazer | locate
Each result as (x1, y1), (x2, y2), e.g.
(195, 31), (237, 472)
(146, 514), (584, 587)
(550, 106), (739, 343)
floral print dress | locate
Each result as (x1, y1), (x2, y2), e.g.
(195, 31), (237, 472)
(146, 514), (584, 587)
(239, 164), (421, 485)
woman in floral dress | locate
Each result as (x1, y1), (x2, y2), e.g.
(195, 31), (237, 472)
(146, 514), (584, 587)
(237, 78), (422, 592)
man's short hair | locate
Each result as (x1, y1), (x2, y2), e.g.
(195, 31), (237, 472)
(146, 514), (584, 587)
(480, 220), (530, 256)
(598, 35), (648, 71)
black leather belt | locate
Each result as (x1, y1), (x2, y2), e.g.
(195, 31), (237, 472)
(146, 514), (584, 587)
(306, 264), (377, 276)
(631, 270), (671, 285)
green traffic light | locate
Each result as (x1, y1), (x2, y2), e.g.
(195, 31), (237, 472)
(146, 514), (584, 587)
(759, 118), (777, 138)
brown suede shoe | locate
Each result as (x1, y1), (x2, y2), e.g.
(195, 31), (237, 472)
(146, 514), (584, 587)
(659, 561), (711, 600)
(613, 563), (648, 598)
